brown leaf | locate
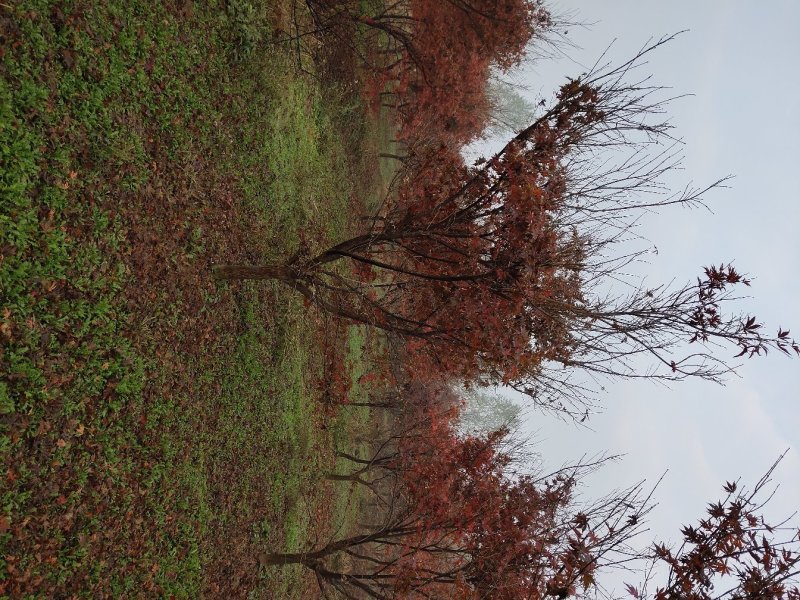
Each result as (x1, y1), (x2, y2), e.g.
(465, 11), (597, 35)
(61, 48), (75, 71)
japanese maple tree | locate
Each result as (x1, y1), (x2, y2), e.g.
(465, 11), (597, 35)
(301, 0), (552, 143)
(214, 38), (796, 416)
(259, 386), (650, 599)
(396, 0), (552, 142)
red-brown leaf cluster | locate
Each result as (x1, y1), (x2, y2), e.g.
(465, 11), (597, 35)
(342, 0), (550, 144)
(638, 468), (800, 600)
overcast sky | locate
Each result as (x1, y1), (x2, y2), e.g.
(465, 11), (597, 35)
(472, 1), (799, 594)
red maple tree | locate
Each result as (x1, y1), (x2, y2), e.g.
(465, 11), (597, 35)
(215, 39), (797, 415)
(260, 384), (650, 599)
(302, 0), (551, 143)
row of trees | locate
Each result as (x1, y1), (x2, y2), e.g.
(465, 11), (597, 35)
(259, 381), (800, 599)
(241, 1), (800, 597)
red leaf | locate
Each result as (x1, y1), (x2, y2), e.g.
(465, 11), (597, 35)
(625, 583), (640, 598)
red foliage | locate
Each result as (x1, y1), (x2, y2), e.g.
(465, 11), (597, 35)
(636, 461), (800, 600)
(394, 0), (549, 143)
(335, 86), (600, 383)
(357, 395), (626, 599)
(316, 317), (353, 408)
(343, 0), (550, 144)
(218, 34), (797, 414)
(263, 380), (800, 599)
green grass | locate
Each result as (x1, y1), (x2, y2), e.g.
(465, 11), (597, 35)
(228, 51), (363, 257)
(199, 283), (320, 598)
(1, 0), (385, 597)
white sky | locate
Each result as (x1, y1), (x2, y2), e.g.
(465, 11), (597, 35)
(471, 1), (800, 593)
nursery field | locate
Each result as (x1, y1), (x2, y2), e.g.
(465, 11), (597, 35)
(5, 1), (796, 599)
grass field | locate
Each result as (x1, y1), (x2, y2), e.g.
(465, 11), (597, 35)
(0, 1), (388, 596)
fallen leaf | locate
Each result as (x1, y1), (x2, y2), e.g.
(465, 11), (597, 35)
(61, 48), (75, 71)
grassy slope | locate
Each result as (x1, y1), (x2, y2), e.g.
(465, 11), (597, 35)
(0, 1), (382, 597)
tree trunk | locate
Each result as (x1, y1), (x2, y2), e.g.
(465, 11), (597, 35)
(259, 527), (408, 568)
(339, 401), (394, 409)
(258, 551), (315, 567)
(325, 471), (369, 483)
(336, 451), (397, 466)
(212, 264), (294, 281)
